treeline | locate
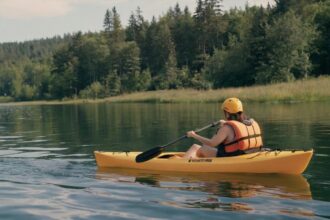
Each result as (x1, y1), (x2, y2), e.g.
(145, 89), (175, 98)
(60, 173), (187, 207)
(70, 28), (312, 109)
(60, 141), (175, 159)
(0, 0), (329, 101)
(0, 36), (70, 100)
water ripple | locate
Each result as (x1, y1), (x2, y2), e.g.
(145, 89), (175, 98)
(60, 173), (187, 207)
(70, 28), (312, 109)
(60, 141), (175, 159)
(0, 103), (330, 219)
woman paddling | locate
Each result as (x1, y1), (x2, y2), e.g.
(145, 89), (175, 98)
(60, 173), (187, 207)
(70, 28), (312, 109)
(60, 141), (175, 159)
(183, 97), (263, 159)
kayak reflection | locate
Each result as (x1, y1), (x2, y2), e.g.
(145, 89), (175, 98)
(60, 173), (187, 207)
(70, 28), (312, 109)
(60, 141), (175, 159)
(96, 168), (312, 200)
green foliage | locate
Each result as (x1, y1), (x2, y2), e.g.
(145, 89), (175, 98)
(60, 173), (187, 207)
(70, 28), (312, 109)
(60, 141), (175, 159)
(169, 6), (197, 68)
(189, 73), (211, 90)
(20, 85), (37, 100)
(125, 7), (149, 70)
(50, 32), (109, 98)
(79, 81), (105, 99)
(50, 44), (78, 98)
(137, 69), (152, 91)
(104, 71), (121, 96)
(126, 7), (147, 43)
(194, 0), (223, 52)
(255, 11), (315, 84)
(0, 63), (16, 96)
(176, 66), (190, 88)
(0, 36), (68, 62)
(116, 42), (141, 91)
(0, 0), (329, 101)
(313, 0), (330, 75)
(164, 45), (179, 89)
(0, 96), (14, 103)
(245, 6), (270, 85)
(204, 43), (251, 88)
(151, 75), (169, 90)
(145, 19), (177, 76)
(104, 7), (126, 45)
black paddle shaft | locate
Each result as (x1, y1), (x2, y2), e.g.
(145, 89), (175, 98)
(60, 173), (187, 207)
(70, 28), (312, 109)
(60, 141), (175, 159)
(135, 121), (220, 163)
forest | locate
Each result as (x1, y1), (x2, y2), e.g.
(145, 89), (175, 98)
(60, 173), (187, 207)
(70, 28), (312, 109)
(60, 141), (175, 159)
(0, 0), (329, 101)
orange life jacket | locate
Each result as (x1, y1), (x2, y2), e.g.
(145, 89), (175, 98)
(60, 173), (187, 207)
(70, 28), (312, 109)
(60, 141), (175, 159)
(223, 120), (263, 153)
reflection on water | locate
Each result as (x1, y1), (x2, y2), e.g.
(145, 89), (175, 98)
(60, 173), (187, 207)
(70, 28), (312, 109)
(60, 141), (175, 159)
(96, 168), (312, 200)
(95, 168), (319, 218)
(1, 102), (330, 219)
(183, 198), (254, 212)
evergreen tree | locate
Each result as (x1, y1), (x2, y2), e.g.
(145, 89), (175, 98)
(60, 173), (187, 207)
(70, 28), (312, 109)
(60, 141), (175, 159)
(165, 42), (179, 89)
(145, 19), (176, 76)
(126, 13), (138, 41)
(50, 44), (78, 98)
(132, 7), (149, 70)
(194, 0), (208, 55)
(273, 0), (316, 16)
(1, 1), (330, 101)
(246, 6), (270, 85)
(174, 3), (182, 18)
(193, 0), (224, 70)
(0, 63), (16, 97)
(172, 6), (197, 68)
(313, 1), (330, 75)
(204, 39), (250, 88)
(126, 7), (148, 44)
(51, 32), (109, 98)
(103, 7), (125, 46)
(137, 69), (152, 90)
(117, 42), (141, 92)
(103, 9), (112, 32)
(104, 71), (121, 96)
(255, 11), (315, 83)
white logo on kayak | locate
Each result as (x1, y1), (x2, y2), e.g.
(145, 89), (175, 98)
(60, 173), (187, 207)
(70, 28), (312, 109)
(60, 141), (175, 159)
(188, 158), (213, 163)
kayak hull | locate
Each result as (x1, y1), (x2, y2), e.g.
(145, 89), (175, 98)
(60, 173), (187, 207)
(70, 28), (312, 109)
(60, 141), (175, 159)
(94, 150), (313, 174)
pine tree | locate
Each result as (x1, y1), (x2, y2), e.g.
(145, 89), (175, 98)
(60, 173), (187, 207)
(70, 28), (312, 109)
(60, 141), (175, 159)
(103, 7), (125, 46)
(246, 7), (270, 85)
(313, 1), (330, 75)
(172, 6), (197, 68)
(174, 3), (182, 18)
(136, 7), (144, 24)
(117, 42), (141, 92)
(165, 41), (179, 89)
(104, 71), (121, 96)
(194, 0), (207, 55)
(103, 9), (112, 32)
(125, 7), (149, 70)
(193, 0), (224, 70)
(273, 0), (314, 16)
(255, 11), (315, 83)
(126, 13), (138, 41)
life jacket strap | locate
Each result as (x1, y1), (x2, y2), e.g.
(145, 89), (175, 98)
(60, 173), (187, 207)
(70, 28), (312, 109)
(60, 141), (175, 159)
(223, 134), (262, 147)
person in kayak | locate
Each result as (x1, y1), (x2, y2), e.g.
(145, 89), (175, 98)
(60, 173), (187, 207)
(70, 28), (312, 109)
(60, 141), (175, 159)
(183, 97), (263, 158)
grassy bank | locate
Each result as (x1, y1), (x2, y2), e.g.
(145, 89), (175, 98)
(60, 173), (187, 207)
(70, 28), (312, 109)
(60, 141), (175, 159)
(1, 76), (329, 106)
(106, 76), (330, 103)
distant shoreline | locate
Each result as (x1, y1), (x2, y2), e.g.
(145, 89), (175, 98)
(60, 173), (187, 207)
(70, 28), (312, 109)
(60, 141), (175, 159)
(1, 76), (329, 106)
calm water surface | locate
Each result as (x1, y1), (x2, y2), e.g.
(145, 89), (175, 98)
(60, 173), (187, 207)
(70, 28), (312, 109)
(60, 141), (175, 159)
(0, 102), (329, 219)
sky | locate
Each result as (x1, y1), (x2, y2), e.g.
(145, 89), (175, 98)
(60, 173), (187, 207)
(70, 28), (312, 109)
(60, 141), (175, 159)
(0, 0), (274, 43)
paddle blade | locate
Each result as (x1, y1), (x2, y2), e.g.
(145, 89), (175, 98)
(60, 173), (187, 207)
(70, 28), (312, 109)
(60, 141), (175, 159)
(135, 147), (164, 163)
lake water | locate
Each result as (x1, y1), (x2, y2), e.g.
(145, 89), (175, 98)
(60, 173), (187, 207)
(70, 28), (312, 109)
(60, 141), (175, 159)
(0, 102), (329, 219)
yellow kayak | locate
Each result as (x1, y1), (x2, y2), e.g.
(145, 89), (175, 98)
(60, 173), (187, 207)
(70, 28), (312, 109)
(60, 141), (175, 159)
(94, 150), (313, 174)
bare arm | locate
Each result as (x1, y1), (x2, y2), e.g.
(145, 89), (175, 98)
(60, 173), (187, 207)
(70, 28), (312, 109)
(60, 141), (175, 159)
(187, 124), (230, 147)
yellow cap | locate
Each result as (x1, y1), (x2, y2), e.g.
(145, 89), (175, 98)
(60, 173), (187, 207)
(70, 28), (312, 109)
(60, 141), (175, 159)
(221, 97), (243, 114)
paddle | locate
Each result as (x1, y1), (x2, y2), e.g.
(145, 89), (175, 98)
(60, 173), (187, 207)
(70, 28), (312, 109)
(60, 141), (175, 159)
(135, 121), (220, 163)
